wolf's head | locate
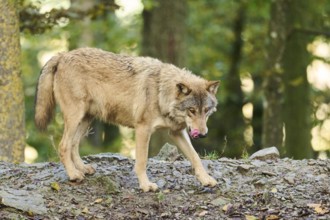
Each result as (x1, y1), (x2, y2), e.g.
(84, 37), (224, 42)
(175, 80), (219, 139)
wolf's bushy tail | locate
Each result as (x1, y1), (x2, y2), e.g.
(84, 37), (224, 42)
(34, 55), (60, 130)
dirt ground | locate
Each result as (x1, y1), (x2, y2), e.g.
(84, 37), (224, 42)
(0, 150), (330, 219)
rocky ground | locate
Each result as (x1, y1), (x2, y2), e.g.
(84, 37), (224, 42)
(0, 146), (330, 219)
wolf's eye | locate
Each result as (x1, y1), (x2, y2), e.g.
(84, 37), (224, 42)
(205, 107), (210, 113)
(188, 108), (196, 115)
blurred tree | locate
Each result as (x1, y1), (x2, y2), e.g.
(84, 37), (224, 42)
(282, 0), (315, 158)
(141, 0), (188, 156)
(239, 0), (270, 154)
(263, 0), (324, 158)
(218, 0), (246, 157)
(0, 1), (25, 162)
(262, 0), (285, 150)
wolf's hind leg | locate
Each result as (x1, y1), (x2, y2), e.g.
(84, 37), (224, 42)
(134, 125), (158, 192)
(60, 116), (86, 182)
(170, 129), (217, 187)
(71, 117), (96, 175)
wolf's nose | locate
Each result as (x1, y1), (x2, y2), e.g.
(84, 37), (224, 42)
(198, 133), (207, 138)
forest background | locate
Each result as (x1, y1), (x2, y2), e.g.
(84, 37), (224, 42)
(1, 0), (330, 164)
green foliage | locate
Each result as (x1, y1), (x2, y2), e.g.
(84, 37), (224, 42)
(141, 0), (159, 11)
(241, 147), (250, 159)
(19, 0), (119, 34)
(156, 191), (165, 203)
(203, 150), (219, 160)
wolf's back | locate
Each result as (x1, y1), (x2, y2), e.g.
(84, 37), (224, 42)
(34, 55), (60, 130)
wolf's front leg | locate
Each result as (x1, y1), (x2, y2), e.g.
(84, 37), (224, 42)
(170, 129), (217, 187)
(134, 125), (158, 192)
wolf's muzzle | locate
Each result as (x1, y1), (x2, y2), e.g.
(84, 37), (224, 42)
(189, 128), (208, 139)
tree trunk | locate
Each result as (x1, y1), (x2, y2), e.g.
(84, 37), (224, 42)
(217, 1), (246, 158)
(262, 0), (286, 151)
(282, 0), (313, 159)
(141, 0), (187, 156)
(0, 1), (25, 163)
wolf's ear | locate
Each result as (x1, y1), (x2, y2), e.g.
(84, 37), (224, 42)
(176, 83), (191, 96)
(207, 81), (220, 95)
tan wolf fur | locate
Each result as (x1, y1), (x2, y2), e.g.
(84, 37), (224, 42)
(35, 47), (219, 192)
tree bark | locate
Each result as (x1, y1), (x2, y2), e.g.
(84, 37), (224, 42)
(0, 1), (25, 162)
(141, 0), (187, 156)
(141, 0), (187, 66)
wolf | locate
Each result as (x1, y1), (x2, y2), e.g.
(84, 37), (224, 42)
(35, 47), (219, 192)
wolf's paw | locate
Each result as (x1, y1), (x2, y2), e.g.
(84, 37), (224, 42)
(83, 164), (96, 175)
(198, 174), (217, 187)
(140, 181), (158, 192)
(69, 171), (85, 182)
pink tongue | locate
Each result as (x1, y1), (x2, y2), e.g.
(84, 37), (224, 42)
(190, 129), (200, 138)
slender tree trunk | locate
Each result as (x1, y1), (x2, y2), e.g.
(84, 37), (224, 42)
(141, 0), (187, 156)
(0, 1), (25, 162)
(218, 1), (246, 158)
(262, 0), (286, 151)
(282, 0), (313, 158)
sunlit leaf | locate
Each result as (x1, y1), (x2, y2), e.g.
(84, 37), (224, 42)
(50, 182), (60, 191)
(307, 203), (329, 214)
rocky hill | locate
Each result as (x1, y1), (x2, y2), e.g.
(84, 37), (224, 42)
(0, 146), (329, 219)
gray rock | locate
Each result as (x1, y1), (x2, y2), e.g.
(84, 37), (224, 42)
(237, 164), (254, 173)
(0, 188), (47, 214)
(284, 175), (295, 184)
(157, 179), (167, 188)
(84, 153), (129, 163)
(249, 146), (280, 161)
(154, 143), (182, 162)
(250, 160), (267, 167)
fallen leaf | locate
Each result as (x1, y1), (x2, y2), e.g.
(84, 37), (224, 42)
(222, 204), (229, 212)
(82, 207), (89, 214)
(271, 188), (277, 193)
(245, 215), (257, 220)
(27, 210), (34, 216)
(50, 182), (60, 191)
(163, 189), (171, 193)
(94, 198), (103, 204)
(222, 203), (233, 213)
(161, 212), (170, 217)
(198, 210), (208, 217)
(307, 203), (329, 214)
(266, 214), (280, 220)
